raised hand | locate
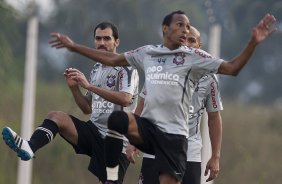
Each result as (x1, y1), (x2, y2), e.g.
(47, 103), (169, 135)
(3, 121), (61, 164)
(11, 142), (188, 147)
(64, 68), (90, 89)
(64, 68), (79, 88)
(49, 33), (75, 51)
(252, 14), (277, 44)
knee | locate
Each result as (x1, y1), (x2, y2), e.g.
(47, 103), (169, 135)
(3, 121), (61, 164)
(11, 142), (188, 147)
(46, 111), (65, 127)
(108, 111), (129, 134)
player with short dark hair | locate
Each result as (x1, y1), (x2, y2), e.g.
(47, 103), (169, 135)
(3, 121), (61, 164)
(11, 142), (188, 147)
(137, 26), (222, 184)
(2, 21), (139, 184)
(49, 11), (276, 184)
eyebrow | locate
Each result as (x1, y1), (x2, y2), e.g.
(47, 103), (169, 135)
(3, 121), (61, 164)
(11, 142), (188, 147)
(95, 36), (113, 40)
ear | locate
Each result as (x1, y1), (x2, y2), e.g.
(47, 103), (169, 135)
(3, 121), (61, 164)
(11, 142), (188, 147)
(162, 25), (168, 36)
(199, 41), (202, 48)
(115, 38), (120, 47)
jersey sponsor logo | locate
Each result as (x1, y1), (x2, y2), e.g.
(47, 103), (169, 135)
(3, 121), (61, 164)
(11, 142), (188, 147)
(189, 105), (194, 119)
(92, 99), (114, 114)
(173, 52), (185, 65)
(106, 75), (116, 88)
(146, 66), (180, 85)
(210, 81), (218, 108)
(194, 49), (212, 58)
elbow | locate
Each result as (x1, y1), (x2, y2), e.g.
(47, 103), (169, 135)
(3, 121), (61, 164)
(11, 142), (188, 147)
(230, 71), (239, 76)
(81, 108), (92, 115)
(120, 100), (131, 107)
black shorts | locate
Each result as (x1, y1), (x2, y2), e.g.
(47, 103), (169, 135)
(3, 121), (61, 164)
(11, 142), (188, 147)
(138, 157), (159, 184)
(139, 158), (201, 184)
(62, 115), (130, 184)
(134, 115), (188, 181)
(182, 161), (201, 184)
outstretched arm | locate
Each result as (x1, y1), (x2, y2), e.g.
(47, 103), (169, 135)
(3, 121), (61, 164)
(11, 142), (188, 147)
(218, 13), (276, 76)
(204, 111), (222, 182)
(49, 33), (129, 67)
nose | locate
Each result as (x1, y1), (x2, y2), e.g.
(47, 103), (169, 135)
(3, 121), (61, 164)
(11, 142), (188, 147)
(97, 39), (106, 47)
(183, 27), (189, 34)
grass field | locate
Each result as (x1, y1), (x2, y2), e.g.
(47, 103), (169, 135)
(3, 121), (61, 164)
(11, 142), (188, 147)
(1, 81), (282, 184)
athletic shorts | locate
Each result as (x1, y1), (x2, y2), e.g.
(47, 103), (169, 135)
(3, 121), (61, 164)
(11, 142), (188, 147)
(62, 115), (130, 184)
(139, 157), (201, 184)
(138, 157), (159, 184)
(182, 161), (201, 184)
(134, 115), (188, 182)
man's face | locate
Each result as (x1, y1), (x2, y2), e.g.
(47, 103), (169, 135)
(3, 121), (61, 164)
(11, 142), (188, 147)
(163, 14), (190, 48)
(94, 28), (119, 52)
(186, 30), (201, 49)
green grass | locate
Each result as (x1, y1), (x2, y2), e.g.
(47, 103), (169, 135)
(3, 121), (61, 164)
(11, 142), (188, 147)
(1, 82), (282, 184)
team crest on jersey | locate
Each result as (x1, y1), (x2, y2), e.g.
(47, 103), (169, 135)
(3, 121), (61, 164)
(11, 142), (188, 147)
(106, 75), (116, 88)
(173, 52), (185, 65)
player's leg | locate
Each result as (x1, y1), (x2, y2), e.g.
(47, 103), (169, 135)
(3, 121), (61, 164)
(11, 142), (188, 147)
(104, 111), (143, 183)
(138, 157), (159, 184)
(154, 133), (188, 184)
(182, 161), (201, 184)
(159, 174), (181, 184)
(2, 111), (78, 161)
(117, 153), (130, 184)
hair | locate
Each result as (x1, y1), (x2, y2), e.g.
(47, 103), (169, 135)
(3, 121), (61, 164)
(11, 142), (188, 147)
(93, 21), (119, 40)
(162, 10), (186, 26)
(190, 26), (202, 45)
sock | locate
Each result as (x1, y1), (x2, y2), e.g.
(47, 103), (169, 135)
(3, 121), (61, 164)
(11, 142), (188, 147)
(28, 119), (59, 153)
(105, 130), (123, 181)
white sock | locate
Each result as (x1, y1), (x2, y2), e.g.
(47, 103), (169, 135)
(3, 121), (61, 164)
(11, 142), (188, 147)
(106, 165), (119, 181)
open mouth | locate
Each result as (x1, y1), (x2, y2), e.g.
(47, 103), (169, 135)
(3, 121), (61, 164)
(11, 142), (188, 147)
(179, 36), (186, 43)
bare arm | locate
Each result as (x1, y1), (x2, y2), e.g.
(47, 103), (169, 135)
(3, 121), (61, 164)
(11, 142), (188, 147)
(204, 111), (222, 182)
(64, 69), (92, 114)
(66, 68), (133, 107)
(134, 97), (145, 116)
(86, 85), (133, 107)
(218, 13), (276, 76)
(125, 96), (145, 163)
(70, 86), (92, 114)
(49, 33), (129, 67)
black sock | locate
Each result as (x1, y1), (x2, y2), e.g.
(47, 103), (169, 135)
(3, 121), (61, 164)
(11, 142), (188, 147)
(105, 130), (123, 167)
(28, 119), (59, 153)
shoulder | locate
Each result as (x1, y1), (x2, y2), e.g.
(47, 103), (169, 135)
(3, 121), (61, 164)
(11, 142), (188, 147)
(90, 63), (101, 73)
(193, 48), (213, 59)
(126, 44), (160, 54)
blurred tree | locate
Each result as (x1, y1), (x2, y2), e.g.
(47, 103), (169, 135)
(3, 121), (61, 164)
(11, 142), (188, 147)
(37, 0), (206, 83)
(216, 0), (282, 104)
(0, 0), (25, 82)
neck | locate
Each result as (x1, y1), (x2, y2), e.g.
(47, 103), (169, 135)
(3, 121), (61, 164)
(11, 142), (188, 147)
(163, 41), (180, 50)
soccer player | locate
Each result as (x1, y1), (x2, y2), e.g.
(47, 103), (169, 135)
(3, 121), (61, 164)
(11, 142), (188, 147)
(136, 26), (223, 184)
(2, 22), (139, 184)
(49, 11), (276, 184)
